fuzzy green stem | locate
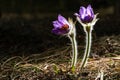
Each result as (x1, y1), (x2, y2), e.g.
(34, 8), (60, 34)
(69, 31), (78, 71)
(80, 26), (92, 70)
(71, 34), (77, 70)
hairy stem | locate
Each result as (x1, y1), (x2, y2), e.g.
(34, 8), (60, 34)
(80, 26), (92, 70)
(69, 31), (78, 71)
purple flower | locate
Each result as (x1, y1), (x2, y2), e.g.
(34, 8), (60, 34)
(75, 5), (94, 23)
(52, 15), (70, 35)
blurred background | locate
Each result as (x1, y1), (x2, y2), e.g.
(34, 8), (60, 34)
(0, 0), (120, 57)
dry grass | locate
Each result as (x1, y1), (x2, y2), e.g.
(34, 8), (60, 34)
(0, 47), (120, 80)
(0, 35), (120, 80)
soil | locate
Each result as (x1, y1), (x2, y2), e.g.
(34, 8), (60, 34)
(0, 15), (120, 80)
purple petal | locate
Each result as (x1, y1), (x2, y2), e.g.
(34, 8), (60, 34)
(82, 16), (93, 23)
(52, 28), (60, 35)
(58, 14), (69, 25)
(53, 21), (62, 28)
(52, 28), (68, 35)
(79, 6), (86, 19)
(87, 5), (94, 18)
(52, 14), (70, 35)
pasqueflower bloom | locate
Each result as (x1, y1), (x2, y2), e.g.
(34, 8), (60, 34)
(52, 15), (78, 72)
(52, 14), (71, 35)
(75, 5), (99, 70)
(75, 5), (98, 27)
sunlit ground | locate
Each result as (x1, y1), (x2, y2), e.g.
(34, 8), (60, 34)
(0, 6), (120, 79)
(0, 29), (120, 79)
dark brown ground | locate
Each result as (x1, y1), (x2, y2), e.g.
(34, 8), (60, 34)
(0, 15), (120, 80)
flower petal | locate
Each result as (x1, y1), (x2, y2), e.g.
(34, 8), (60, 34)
(76, 16), (86, 27)
(53, 21), (62, 28)
(58, 14), (69, 25)
(52, 28), (68, 35)
(52, 28), (60, 35)
(52, 14), (71, 35)
(87, 5), (94, 18)
(79, 6), (86, 19)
